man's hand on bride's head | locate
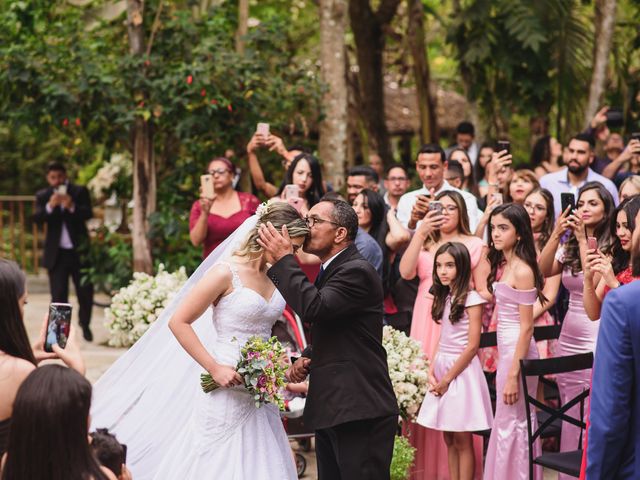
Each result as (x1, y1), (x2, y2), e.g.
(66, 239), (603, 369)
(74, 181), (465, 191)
(257, 222), (293, 263)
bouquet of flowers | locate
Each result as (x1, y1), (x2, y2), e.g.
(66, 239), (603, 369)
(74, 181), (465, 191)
(200, 336), (288, 410)
(104, 264), (187, 347)
(383, 325), (429, 420)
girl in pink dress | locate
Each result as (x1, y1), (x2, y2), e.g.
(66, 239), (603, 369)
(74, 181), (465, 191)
(417, 242), (492, 480)
(400, 191), (490, 480)
(484, 203), (548, 480)
(538, 182), (615, 480)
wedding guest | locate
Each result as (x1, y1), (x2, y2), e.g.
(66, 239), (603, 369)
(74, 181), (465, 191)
(476, 143), (496, 197)
(445, 160), (465, 190)
(247, 132), (305, 197)
(529, 135), (563, 178)
(539, 133), (619, 218)
(90, 429), (132, 480)
(367, 152), (387, 195)
(33, 162), (94, 341)
(189, 157), (260, 258)
(484, 204), (547, 480)
(619, 175), (640, 201)
(275, 153), (326, 214)
(507, 169), (539, 205)
(583, 195), (640, 320)
(399, 191), (489, 479)
(416, 242), (492, 480)
(0, 259), (85, 456)
(346, 165), (379, 204)
(474, 149), (513, 238)
(383, 164), (411, 210)
(601, 136), (640, 186)
(595, 133), (626, 176)
(1, 365), (115, 480)
(446, 121), (479, 164)
(397, 144), (482, 232)
(448, 148), (480, 197)
(585, 206), (640, 478)
(539, 182), (614, 476)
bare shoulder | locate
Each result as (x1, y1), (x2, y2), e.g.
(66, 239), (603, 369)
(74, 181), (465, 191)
(1, 356), (36, 382)
(513, 261), (535, 289)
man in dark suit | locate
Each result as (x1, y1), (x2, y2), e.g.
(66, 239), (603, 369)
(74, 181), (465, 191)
(258, 198), (398, 480)
(33, 162), (94, 341)
(586, 206), (640, 478)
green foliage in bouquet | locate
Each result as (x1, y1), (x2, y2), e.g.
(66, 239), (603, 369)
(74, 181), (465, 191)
(390, 435), (416, 480)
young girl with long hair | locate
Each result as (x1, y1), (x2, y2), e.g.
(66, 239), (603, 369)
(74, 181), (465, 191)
(448, 148), (480, 198)
(538, 182), (615, 480)
(483, 203), (547, 480)
(400, 191), (490, 480)
(416, 243), (492, 480)
(276, 153), (326, 214)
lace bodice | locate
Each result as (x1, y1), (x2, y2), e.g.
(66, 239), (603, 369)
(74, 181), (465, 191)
(210, 262), (286, 364)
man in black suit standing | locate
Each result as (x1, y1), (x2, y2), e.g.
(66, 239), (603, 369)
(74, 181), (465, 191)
(258, 198), (398, 480)
(34, 162), (94, 341)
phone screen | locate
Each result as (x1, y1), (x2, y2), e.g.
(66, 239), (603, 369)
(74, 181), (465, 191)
(45, 303), (72, 352)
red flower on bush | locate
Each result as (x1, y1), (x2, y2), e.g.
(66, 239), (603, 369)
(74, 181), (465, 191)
(227, 104), (233, 112)
(200, 89), (206, 97)
(186, 75), (193, 85)
(62, 118), (69, 127)
(75, 118), (81, 127)
(210, 99), (218, 105)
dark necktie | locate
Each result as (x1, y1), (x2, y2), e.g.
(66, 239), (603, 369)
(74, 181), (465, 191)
(315, 265), (326, 286)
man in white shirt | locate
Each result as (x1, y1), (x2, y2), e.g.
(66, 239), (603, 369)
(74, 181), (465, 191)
(397, 144), (482, 231)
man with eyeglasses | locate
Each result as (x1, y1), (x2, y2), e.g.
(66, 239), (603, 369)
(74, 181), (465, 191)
(258, 198), (398, 480)
(383, 164), (410, 210)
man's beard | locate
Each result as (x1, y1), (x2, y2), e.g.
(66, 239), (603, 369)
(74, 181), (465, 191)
(567, 162), (588, 175)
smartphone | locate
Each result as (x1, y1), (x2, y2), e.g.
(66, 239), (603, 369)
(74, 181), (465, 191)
(56, 184), (67, 195)
(283, 184), (300, 200)
(587, 236), (597, 251)
(497, 140), (510, 155)
(121, 443), (128, 464)
(631, 132), (640, 142)
(45, 303), (72, 353)
(257, 122), (270, 136)
(200, 174), (215, 199)
(428, 201), (444, 215)
(605, 108), (624, 129)
(490, 192), (503, 206)
(560, 192), (575, 213)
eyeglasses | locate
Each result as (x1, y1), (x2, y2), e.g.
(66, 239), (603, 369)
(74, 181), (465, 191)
(207, 168), (231, 176)
(442, 205), (459, 213)
(304, 215), (340, 228)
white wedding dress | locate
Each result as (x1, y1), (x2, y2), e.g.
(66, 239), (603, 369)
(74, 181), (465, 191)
(90, 216), (297, 480)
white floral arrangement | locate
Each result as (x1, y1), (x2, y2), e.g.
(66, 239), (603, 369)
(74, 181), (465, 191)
(383, 325), (429, 421)
(88, 153), (133, 200)
(105, 264), (187, 348)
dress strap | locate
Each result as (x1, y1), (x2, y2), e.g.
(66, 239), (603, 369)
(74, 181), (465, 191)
(218, 261), (243, 289)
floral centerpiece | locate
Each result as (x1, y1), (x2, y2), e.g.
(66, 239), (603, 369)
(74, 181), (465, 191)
(382, 325), (429, 421)
(104, 264), (187, 347)
(200, 336), (288, 410)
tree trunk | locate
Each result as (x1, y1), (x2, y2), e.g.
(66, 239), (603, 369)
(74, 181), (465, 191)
(319, 0), (348, 190)
(407, 0), (437, 144)
(236, 0), (249, 55)
(584, 0), (617, 126)
(126, 0), (155, 274)
(349, 0), (401, 166)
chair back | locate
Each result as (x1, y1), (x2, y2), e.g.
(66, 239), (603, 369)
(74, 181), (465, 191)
(520, 352), (594, 479)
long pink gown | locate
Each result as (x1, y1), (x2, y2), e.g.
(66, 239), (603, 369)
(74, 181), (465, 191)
(483, 283), (542, 480)
(555, 248), (598, 480)
(408, 236), (485, 480)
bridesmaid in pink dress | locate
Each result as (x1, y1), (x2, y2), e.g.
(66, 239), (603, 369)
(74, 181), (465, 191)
(417, 242), (492, 480)
(484, 203), (548, 480)
(400, 191), (490, 480)
(538, 183), (615, 480)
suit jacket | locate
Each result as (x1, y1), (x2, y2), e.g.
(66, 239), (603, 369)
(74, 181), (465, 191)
(268, 243), (398, 430)
(33, 183), (92, 269)
(586, 282), (640, 479)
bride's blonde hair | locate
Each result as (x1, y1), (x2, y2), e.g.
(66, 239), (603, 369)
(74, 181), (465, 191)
(234, 201), (309, 257)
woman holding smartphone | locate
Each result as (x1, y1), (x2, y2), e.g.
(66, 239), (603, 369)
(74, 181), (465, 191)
(275, 153), (326, 216)
(0, 259), (84, 456)
(538, 182), (614, 478)
(399, 190), (490, 480)
(190, 157), (260, 258)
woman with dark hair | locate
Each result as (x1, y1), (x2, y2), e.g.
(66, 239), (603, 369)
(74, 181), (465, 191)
(530, 135), (563, 178)
(483, 203), (547, 480)
(0, 259), (84, 456)
(449, 148), (480, 198)
(583, 195), (640, 320)
(476, 143), (496, 197)
(1, 365), (113, 480)
(190, 157), (260, 258)
(276, 153), (326, 215)
(538, 182), (615, 479)
(400, 190), (489, 480)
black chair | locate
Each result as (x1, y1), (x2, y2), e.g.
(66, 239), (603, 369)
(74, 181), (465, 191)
(520, 352), (594, 479)
(533, 324), (562, 403)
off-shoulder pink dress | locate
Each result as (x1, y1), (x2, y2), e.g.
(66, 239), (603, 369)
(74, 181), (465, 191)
(483, 283), (542, 480)
(408, 236), (485, 480)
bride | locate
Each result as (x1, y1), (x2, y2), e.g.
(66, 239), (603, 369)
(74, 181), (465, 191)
(90, 202), (309, 479)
